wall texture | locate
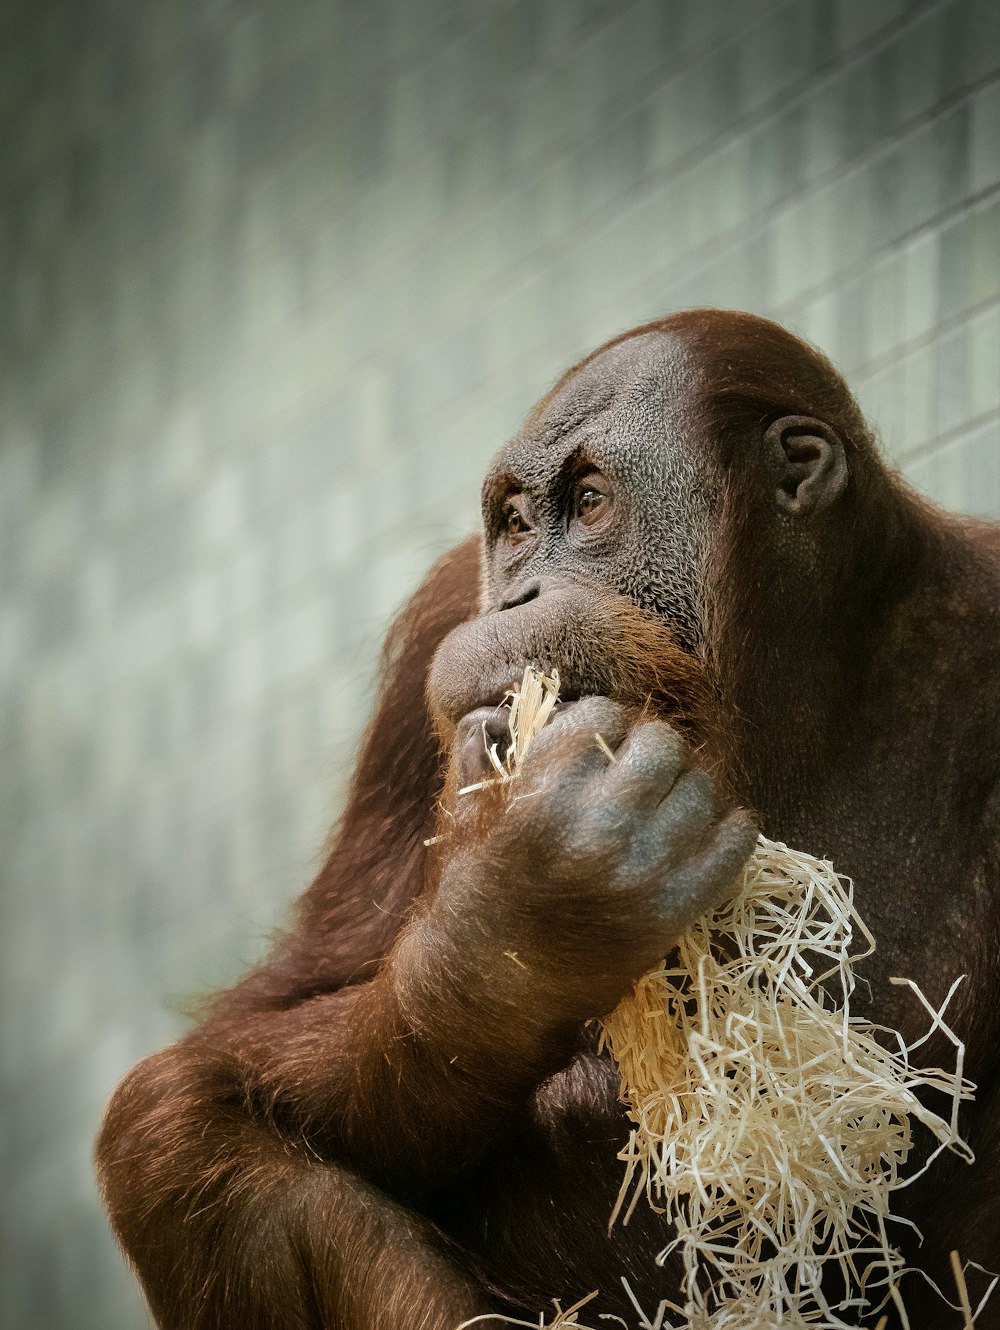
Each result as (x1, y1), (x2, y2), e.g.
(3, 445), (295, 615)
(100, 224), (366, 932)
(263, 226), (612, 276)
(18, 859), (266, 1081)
(2, 1), (998, 1325)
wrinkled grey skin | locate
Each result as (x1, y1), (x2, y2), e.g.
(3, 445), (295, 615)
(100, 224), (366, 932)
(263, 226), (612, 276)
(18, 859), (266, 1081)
(428, 333), (721, 729)
(480, 332), (718, 633)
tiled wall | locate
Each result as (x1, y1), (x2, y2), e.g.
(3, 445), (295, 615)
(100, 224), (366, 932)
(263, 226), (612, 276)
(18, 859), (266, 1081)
(2, 1), (997, 1325)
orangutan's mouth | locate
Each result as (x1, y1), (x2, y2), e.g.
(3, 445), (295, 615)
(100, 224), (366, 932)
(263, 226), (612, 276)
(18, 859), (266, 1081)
(470, 669), (581, 718)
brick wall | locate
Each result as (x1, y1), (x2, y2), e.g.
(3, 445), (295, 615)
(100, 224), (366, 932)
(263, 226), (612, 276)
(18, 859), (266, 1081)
(1, 1), (997, 1325)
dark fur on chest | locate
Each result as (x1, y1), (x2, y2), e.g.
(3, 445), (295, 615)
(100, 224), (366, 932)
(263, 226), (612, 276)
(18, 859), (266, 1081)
(447, 1048), (687, 1321)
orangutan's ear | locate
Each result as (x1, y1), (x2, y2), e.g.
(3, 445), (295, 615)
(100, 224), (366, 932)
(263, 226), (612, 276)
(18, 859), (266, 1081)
(765, 415), (847, 518)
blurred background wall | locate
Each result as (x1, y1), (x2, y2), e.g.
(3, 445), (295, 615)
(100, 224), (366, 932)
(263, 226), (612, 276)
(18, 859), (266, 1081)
(1, 0), (998, 1325)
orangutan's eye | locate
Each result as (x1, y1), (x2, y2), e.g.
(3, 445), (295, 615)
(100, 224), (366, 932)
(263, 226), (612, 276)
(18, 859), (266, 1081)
(503, 496), (533, 543)
(571, 473), (613, 527)
(578, 489), (606, 521)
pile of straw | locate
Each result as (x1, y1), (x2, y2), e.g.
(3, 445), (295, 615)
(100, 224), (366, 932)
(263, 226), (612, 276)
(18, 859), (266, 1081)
(482, 667), (978, 1329)
(600, 840), (973, 1328)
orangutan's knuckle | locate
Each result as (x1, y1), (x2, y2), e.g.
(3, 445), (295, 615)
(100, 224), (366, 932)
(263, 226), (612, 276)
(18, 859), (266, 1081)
(635, 719), (687, 766)
(712, 813), (758, 871)
(669, 772), (715, 825)
(573, 695), (627, 727)
(552, 696), (629, 749)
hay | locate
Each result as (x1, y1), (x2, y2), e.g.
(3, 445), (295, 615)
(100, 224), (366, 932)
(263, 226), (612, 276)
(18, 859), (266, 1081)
(458, 1291), (603, 1330)
(599, 842), (972, 1328)
(452, 667), (559, 798)
(486, 667), (976, 1329)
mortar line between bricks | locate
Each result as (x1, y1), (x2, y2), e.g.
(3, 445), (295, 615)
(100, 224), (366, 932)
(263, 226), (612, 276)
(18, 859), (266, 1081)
(768, 179), (1000, 327)
(895, 406), (1000, 468)
(839, 293), (1000, 386)
(504, 283), (1000, 465)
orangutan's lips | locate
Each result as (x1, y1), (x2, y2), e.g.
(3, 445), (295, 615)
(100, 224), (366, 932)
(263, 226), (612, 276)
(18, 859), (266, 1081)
(471, 673), (580, 715)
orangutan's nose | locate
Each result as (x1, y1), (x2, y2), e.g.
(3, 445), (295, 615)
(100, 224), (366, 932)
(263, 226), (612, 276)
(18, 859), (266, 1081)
(498, 579), (541, 611)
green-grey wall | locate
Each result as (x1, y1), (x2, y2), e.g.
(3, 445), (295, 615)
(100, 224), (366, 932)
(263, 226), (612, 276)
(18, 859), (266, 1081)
(2, 1), (998, 1325)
